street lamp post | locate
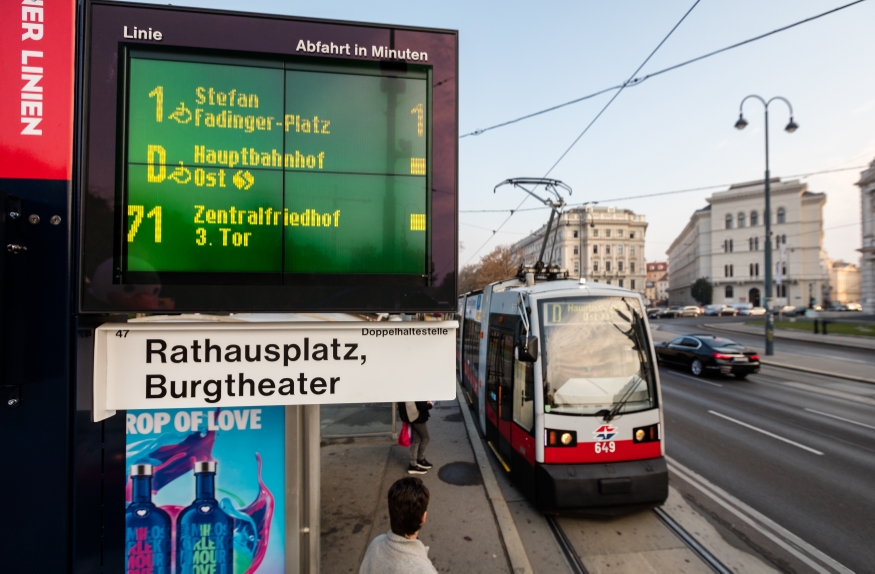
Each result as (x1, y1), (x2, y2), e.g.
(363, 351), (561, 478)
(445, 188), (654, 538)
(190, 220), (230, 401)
(735, 95), (798, 356)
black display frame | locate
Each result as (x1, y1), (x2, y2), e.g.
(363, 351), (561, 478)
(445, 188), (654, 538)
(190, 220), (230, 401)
(80, 0), (458, 313)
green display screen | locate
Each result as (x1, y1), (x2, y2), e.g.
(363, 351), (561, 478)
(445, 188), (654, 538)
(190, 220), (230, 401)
(123, 54), (429, 279)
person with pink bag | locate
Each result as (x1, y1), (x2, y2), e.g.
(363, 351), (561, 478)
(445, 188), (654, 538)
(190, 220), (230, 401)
(398, 401), (434, 474)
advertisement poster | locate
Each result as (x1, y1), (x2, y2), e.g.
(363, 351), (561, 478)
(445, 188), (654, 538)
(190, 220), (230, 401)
(125, 406), (285, 573)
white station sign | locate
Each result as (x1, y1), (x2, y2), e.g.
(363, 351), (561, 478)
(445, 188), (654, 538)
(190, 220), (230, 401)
(92, 321), (457, 421)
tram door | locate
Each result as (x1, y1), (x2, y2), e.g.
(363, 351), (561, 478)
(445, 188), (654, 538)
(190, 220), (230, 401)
(486, 322), (517, 464)
(510, 358), (536, 496)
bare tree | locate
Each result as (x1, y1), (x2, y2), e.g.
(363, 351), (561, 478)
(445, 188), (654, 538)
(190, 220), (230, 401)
(458, 244), (522, 292)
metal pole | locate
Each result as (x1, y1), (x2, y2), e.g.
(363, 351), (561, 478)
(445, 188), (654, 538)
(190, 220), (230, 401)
(763, 106), (774, 355)
(538, 207), (557, 265)
(580, 212), (587, 279)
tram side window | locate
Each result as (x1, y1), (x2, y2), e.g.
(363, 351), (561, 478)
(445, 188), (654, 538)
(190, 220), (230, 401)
(499, 333), (514, 421)
(512, 360), (535, 431)
(463, 320), (481, 386)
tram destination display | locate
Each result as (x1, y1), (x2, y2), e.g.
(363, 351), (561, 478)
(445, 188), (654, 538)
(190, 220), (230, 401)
(124, 55), (428, 279)
(81, 2), (458, 312)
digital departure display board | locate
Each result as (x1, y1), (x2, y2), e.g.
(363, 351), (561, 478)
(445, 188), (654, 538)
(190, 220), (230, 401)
(82, 2), (458, 312)
(125, 55), (428, 278)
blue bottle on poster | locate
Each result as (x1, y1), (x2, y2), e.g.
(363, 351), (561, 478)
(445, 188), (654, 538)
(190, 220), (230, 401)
(125, 464), (172, 574)
(176, 461), (234, 574)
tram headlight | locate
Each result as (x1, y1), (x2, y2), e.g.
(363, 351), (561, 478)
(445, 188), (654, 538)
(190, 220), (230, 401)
(545, 429), (577, 447)
(632, 423), (660, 444)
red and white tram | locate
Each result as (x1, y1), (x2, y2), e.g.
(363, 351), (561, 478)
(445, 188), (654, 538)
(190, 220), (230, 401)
(458, 269), (668, 513)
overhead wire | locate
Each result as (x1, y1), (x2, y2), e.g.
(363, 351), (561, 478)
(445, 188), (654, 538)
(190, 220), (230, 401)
(544, 0), (702, 177)
(463, 0), (702, 264)
(459, 164), (869, 215)
(459, 0), (869, 139)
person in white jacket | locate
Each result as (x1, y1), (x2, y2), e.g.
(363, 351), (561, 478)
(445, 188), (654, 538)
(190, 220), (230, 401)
(359, 477), (437, 574)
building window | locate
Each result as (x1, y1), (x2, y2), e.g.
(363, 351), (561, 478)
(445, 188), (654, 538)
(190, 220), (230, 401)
(605, 245), (611, 255)
(726, 285), (734, 298)
(593, 261), (599, 272)
(724, 264), (734, 277)
(619, 279), (624, 288)
(606, 280), (611, 285)
(573, 246), (579, 255)
(730, 239), (733, 252)
(629, 231), (635, 239)
(574, 260), (579, 273)
(782, 263), (787, 275)
(777, 207), (786, 224)
(618, 261), (624, 272)
(592, 229), (599, 237)
(630, 261), (635, 273)
(738, 212), (746, 228)
(724, 239), (734, 253)
(617, 245), (623, 255)
(755, 263), (759, 276)
(606, 261), (612, 272)
(751, 211), (758, 226)
(726, 214), (733, 229)
(630, 246), (635, 255)
(605, 229), (611, 238)
(777, 284), (787, 297)
(617, 230), (624, 238)
(593, 245), (598, 254)
(749, 263), (754, 276)
(573, 230), (579, 238)
(755, 237), (759, 250)
(631, 279), (636, 290)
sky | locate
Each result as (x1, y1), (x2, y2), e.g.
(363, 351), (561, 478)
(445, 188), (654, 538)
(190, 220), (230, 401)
(128, 0), (875, 266)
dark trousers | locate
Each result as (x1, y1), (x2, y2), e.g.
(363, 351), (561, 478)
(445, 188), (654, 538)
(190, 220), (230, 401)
(410, 422), (429, 464)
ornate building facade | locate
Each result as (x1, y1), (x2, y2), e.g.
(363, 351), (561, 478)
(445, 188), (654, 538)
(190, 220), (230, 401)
(513, 206), (647, 294)
(667, 178), (829, 307)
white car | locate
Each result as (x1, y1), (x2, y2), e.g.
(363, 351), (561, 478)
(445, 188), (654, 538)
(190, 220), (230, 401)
(740, 306), (766, 316)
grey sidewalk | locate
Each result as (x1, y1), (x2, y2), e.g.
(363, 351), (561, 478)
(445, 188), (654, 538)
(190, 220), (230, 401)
(320, 402), (511, 573)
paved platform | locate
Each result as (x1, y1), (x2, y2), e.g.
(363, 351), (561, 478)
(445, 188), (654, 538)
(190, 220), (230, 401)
(320, 401), (511, 573)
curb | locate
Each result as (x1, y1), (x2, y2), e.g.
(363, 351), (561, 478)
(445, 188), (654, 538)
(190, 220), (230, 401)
(456, 384), (533, 574)
(760, 360), (875, 386)
(704, 323), (875, 351)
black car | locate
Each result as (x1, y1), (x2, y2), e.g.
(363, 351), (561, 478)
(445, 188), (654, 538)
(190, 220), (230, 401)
(654, 335), (760, 378)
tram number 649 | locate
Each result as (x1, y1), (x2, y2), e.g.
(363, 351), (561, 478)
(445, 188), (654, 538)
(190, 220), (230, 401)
(594, 441), (615, 454)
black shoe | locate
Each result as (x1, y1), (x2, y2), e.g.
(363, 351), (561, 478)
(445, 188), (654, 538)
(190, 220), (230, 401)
(407, 464), (427, 475)
(417, 459), (433, 469)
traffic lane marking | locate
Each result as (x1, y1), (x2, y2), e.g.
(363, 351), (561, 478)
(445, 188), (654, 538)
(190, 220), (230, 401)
(667, 457), (853, 574)
(805, 408), (875, 431)
(660, 369), (723, 387)
(769, 380), (875, 408)
(707, 410), (824, 455)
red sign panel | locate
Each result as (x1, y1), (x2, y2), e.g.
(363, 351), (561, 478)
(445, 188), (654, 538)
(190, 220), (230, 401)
(0, 0), (75, 180)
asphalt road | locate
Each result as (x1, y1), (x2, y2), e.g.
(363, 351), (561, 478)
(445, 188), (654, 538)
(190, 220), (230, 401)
(655, 321), (875, 573)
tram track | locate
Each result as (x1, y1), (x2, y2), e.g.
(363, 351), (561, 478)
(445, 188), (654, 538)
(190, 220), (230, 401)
(653, 507), (733, 574)
(545, 515), (588, 574)
(546, 507), (733, 574)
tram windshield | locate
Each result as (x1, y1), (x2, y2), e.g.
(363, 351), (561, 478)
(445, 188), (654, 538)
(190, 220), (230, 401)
(538, 296), (656, 416)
